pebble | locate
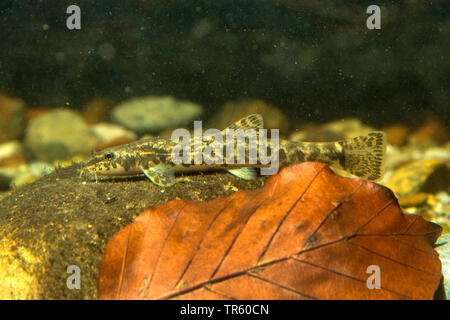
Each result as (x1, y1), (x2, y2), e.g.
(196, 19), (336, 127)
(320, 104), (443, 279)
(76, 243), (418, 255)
(382, 145), (408, 172)
(82, 97), (114, 124)
(422, 147), (450, 160)
(24, 109), (99, 162)
(428, 192), (450, 226)
(0, 94), (26, 143)
(290, 118), (373, 142)
(90, 122), (137, 144)
(0, 173), (12, 191)
(25, 107), (50, 123)
(28, 161), (54, 176)
(382, 124), (409, 147)
(382, 145), (450, 183)
(140, 134), (154, 140)
(290, 127), (345, 142)
(0, 141), (26, 167)
(319, 118), (374, 139)
(93, 137), (135, 152)
(411, 118), (448, 145)
(9, 161), (54, 188)
(398, 192), (429, 208)
(435, 233), (450, 299)
(111, 95), (203, 134)
(386, 159), (450, 197)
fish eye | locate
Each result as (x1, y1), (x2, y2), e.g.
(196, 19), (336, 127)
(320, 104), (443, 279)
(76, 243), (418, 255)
(104, 152), (114, 160)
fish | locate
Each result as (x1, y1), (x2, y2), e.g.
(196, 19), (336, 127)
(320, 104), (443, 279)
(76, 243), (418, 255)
(79, 114), (386, 187)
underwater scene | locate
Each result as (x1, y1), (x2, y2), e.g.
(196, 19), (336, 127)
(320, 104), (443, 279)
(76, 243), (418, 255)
(0, 0), (448, 301)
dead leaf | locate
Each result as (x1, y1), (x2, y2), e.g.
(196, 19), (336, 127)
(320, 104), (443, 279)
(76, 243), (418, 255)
(98, 162), (442, 300)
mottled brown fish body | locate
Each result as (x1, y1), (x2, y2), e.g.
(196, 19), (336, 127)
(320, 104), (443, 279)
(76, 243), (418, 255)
(80, 114), (386, 186)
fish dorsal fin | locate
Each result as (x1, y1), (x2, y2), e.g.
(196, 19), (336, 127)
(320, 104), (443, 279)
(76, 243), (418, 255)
(222, 114), (264, 133)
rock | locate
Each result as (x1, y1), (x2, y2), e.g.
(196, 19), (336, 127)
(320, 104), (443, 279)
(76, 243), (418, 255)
(111, 95), (203, 134)
(386, 159), (450, 197)
(411, 118), (448, 146)
(290, 118), (374, 143)
(422, 147), (450, 160)
(382, 145), (410, 174)
(382, 124), (410, 147)
(0, 141), (26, 167)
(28, 161), (54, 176)
(156, 128), (178, 137)
(0, 173), (12, 191)
(320, 118), (374, 139)
(427, 192), (450, 230)
(93, 137), (135, 153)
(0, 141), (31, 190)
(398, 193), (429, 208)
(90, 122), (137, 152)
(82, 97), (114, 124)
(382, 145), (450, 185)
(289, 117), (376, 143)
(0, 161), (55, 189)
(0, 166), (21, 184)
(25, 107), (50, 123)
(207, 99), (290, 135)
(140, 134), (154, 140)
(90, 122), (137, 144)
(435, 233), (450, 299)
(0, 94), (26, 143)
(24, 109), (100, 162)
(289, 126), (345, 142)
(0, 164), (265, 299)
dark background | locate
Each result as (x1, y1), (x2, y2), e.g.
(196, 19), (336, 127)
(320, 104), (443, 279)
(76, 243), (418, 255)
(0, 0), (448, 127)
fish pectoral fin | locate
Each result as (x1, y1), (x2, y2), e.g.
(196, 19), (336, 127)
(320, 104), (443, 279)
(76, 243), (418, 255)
(227, 167), (258, 180)
(142, 165), (176, 187)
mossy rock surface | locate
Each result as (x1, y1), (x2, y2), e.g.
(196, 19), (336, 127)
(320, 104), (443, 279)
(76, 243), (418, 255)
(0, 164), (265, 299)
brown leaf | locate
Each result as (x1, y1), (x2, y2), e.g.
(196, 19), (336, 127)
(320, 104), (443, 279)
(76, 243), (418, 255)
(98, 162), (442, 300)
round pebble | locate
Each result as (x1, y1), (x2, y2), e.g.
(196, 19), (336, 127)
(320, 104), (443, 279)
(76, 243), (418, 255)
(25, 109), (99, 162)
(111, 95), (203, 134)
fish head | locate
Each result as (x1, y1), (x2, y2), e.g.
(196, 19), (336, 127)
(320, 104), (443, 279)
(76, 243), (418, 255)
(79, 145), (141, 181)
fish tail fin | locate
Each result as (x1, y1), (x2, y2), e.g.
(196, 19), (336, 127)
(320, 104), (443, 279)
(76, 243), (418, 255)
(339, 131), (387, 181)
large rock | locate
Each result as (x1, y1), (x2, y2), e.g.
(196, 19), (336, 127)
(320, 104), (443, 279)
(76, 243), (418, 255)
(0, 164), (265, 299)
(111, 95), (203, 134)
(24, 109), (99, 162)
